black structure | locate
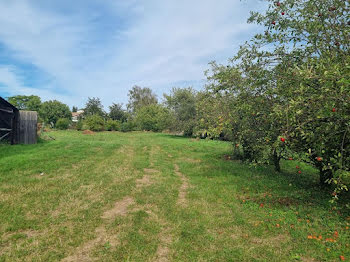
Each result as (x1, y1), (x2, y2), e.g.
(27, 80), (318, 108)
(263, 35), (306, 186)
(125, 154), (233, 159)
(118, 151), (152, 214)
(0, 97), (19, 144)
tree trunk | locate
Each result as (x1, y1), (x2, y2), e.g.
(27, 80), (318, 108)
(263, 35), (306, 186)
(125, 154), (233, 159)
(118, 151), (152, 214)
(319, 169), (333, 186)
(273, 149), (281, 172)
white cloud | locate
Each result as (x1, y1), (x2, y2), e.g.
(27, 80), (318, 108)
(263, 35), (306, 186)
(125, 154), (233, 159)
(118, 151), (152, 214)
(0, 65), (75, 104)
(0, 0), (265, 108)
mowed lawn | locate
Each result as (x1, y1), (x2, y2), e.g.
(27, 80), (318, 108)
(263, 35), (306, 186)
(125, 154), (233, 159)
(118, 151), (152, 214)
(0, 131), (349, 262)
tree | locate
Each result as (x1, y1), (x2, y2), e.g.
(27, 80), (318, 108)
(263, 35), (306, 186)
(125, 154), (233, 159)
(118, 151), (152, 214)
(109, 103), (127, 122)
(8, 95), (41, 111)
(134, 104), (171, 132)
(164, 87), (197, 136)
(72, 106), (78, 112)
(242, 0), (350, 185)
(127, 86), (158, 113)
(40, 100), (71, 126)
(83, 115), (105, 131)
(84, 97), (105, 117)
(202, 0), (349, 189)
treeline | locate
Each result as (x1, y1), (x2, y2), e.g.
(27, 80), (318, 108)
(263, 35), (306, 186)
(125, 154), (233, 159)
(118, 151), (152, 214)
(7, 85), (198, 135)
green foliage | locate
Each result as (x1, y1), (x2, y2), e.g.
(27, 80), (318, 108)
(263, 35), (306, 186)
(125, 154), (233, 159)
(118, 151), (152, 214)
(105, 119), (121, 131)
(8, 95), (41, 111)
(72, 106), (78, 112)
(164, 87), (197, 136)
(39, 100), (71, 127)
(200, 0), (350, 195)
(247, 0), (350, 190)
(120, 121), (135, 132)
(109, 103), (127, 122)
(83, 97), (105, 117)
(127, 86), (158, 113)
(134, 104), (171, 132)
(56, 118), (71, 130)
(76, 119), (83, 131)
(83, 115), (105, 131)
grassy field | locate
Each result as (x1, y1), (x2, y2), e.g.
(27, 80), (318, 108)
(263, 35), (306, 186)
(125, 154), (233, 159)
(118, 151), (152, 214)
(0, 131), (349, 261)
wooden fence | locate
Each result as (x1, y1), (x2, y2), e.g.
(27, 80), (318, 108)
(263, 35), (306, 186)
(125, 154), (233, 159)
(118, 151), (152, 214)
(17, 111), (38, 144)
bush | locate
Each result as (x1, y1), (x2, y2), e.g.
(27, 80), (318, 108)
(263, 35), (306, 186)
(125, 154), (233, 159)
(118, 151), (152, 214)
(76, 120), (83, 131)
(134, 104), (171, 132)
(106, 119), (121, 131)
(84, 115), (105, 132)
(183, 120), (196, 137)
(56, 118), (71, 130)
(120, 121), (135, 132)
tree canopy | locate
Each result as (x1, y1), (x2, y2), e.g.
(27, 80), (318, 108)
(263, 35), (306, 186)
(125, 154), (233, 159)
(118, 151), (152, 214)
(8, 95), (41, 111)
(127, 86), (158, 113)
(109, 103), (127, 122)
(83, 97), (105, 117)
(40, 100), (71, 126)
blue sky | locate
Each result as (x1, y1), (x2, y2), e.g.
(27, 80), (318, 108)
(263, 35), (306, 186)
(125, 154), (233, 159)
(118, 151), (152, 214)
(0, 0), (266, 109)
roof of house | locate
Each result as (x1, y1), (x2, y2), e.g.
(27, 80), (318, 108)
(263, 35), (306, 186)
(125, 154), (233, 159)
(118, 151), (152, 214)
(0, 97), (19, 113)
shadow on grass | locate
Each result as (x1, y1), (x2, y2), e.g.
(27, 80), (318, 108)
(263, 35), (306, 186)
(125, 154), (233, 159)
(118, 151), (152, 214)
(200, 152), (350, 218)
(0, 139), (53, 159)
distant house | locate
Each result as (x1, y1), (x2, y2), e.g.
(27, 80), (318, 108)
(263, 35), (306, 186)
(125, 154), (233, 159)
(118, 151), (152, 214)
(72, 110), (84, 122)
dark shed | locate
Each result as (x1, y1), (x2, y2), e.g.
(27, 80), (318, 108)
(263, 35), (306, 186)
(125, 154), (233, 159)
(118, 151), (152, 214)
(0, 97), (38, 144)
(0, 97), (19, 144)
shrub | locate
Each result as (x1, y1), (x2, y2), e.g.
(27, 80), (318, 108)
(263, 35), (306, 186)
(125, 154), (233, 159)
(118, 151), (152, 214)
(83, 115), (105, 132)
(134, 104), (171, 132)
(56, 118), (71, 130)
(120, 121), (135, 132)
(76, 119), (83, 131)
(106, 119), (121, 131)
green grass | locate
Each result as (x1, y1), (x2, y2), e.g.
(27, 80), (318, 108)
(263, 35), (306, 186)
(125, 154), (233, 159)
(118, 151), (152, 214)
(0, 131), (349, 261)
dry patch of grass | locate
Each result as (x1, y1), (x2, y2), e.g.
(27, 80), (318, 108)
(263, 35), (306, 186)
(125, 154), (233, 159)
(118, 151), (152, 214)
(154, 230), (172, 262)
(250, 233), (290, 246)
(143, 168), (159, 174)
(180, 157), (201, 164)
(101, 197), (135, 219)
(174, 164), (189, 207)
(136, 175), (153, 188)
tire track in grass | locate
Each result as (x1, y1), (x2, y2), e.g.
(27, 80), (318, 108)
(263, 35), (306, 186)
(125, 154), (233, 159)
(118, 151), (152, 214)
(154, 226), (173, 262)
(62, 196), (134, 262)
(175, 164), (189, 207)
(141, 146), (174, 262)
(62, 145), (152, 262)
